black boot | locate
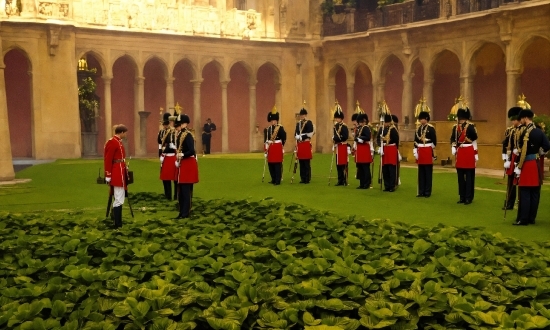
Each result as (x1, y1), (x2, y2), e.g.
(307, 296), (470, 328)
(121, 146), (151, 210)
(173, 181), (178, 200)
(113, 206), (122, 229)
(163, 181), (171, 200)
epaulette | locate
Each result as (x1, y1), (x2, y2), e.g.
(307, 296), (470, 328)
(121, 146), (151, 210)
(428, 123), (435, 128)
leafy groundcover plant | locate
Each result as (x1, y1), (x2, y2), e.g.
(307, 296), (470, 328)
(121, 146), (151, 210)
(2, 192), (550, 329)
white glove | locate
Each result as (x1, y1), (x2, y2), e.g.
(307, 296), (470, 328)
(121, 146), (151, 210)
(169, 143), (176, 149)
(504, 161), (511, 169)
(267, 140), (273, 144)
(347, 147), (351, 155)
(378, 147), (384, 156)
(105, 177), (111, 183)
(502, 153), (507, 161)
(160, 156), (165, 164)
(175, 161), (180, 168)
(451, 147), (457, 155)
(398, 152), (402, 162)
(514, 167), (521, 176)
(513, 148), (519, 156)
(295, 134), (301, 141)
(357, 138), (364, 143)
(413, 148), (418, 160)
(540, 149), (547, 156)
(475, 154), (478, 162)
(332, 145), (335, 152)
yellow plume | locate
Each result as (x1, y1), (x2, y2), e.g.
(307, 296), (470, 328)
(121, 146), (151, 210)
(517, 94), (531, 110)
(354, 100), (365, 114)
(271, 105), (277, 114)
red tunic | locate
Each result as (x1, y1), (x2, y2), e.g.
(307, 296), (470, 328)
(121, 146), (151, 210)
(417, 145), (434, 165)
(519, 159), (540, 187)
(355, 143), (372, 164)
(296, 141), (312, 160)
(160, 155), (177, 181)
(336, 143), (348, 165)
(104, 136), (127, 188)
(177, 157), (199, 184)
(267, 142), (284, 163)
(382, 144), (398, 166)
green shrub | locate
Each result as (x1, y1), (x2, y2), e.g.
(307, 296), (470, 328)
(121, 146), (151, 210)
(1, 193), (550, 329)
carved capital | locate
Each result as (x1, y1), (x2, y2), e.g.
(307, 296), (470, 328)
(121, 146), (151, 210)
(401, 32), (412, 56)
(47, 25), (62, 56)
(496, 14), (514, 45)
(191, 79), (204, 88)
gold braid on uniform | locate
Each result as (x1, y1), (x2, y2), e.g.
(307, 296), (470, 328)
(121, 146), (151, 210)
(517, 125), (536, 169)
(161, 127), (175, 152)
(416, 124), (428, 144)
(505, 126), (514, 156)
(383, 125), (395, 144)
(176, 130), (189, 160)
(334, 123), (346, 141)
(270, 125), (281, 142)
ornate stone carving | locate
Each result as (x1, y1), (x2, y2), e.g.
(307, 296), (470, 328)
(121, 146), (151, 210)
(38, 2), (70, 18)
(5, 0), (21, 16)
(47, 25), (62, 56)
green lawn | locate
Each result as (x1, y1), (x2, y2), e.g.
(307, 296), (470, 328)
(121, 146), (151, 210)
(2, 154), (549, 242)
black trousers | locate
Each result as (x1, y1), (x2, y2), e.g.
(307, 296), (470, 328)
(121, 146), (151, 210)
(456, 168), (475, 201)
(382, 165), (396, 190)
(418, 165), (433, 196)
(202, 133), (211, 154)
(177, 184), (194, 218)
(505, 175), (517, 209)
(162, 180), (178, 200)
(299, 159), (311, 183)
(336, 164), (347, 185)
(518, 186), (541, 224)
(357, 163), (371, 188)
(268, 162), (283, 184)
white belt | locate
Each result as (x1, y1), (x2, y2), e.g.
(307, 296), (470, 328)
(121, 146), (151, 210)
(164, 153), (175, 156)
(418, 143), (433, 148)
(273, 140), (282, 144)
(383, 143), (396, 146)
(460, 144), (473, 147)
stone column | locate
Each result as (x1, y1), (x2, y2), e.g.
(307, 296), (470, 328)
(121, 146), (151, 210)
(275, 82), (282, 122)
(138, 111), (151, 156)
(347, 82), (354, 117)
(0, 60), (15, 181)
(460, 75), (474, 117)
(221, 80), (229, 153)
(402, 73), (413, 127)
(506, 69), (521, 110)
(135, 76), (145, 156)
(103, 76), (112, 138)
(423, 76), (434, 114)
(376, 82), (385, 121)
(328, 83), (336, 136)
(166, 77), (175, 112)
(249, 80), (257, 151)
(192, 79), (203, 152)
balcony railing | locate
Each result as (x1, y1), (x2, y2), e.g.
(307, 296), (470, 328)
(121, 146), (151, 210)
(323, 0), (522, 37)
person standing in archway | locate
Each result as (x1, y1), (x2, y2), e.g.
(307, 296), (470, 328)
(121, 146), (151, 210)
(202, 118), (216, 155)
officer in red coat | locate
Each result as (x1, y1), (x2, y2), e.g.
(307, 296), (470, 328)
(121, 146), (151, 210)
(377, 114), (399, 192)
(501, 106), (522, 210)
(451, 108), (478, 205)
(103, 124), (129, 228)
(174, 114), (199, 219)
(333, 105), (349, 186)
(294, 106), (314, 184)
(354, 114), (373, 189)
(264, 107), (287, 185)
(513, 108), (550, 225)
(159, 113), (178, 200)
(414, 111), (437, 197)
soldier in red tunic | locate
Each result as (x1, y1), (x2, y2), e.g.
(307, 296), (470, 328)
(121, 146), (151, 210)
(377, 114), (399, 192)
(451, 108), (478, 205)
(103, 124), (129, 228)
(354, 114), (373, 189)
(513, 108), (550, 225)
(501, 107), (522, 210)
(414, 111), (437, 197)
(294, 106), (314, 184)
(174, 114), (199, 219)
(159, 112), (178, 200)
(332, 105), (349, 186)
(264, 107), (287, 185)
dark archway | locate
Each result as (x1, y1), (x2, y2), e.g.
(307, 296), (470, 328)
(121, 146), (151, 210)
(353, 62), (373, 118)
(382, 55), (404, 120)
(521, 37), (550, 116)
(228, 62), (250, 152)
(144, 57), (167, 154)
(111, 56), (137, 155)
(432, 50), (461, 121)
(201, 62), (223, 153)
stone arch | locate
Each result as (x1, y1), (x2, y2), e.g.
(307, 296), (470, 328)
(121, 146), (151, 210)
(4, 48), (34, 158)
(256, 61), (281, 85)
(111, 53), (140, 78)
(143, 55), (169, 80)
(228, 62), (252, 152)
(200, 59), (226, 82)
(256, 62), (280, 149)
(76, 50), (107, 75)
(2, 45), (33, 71)
(328, 62), (348, 83)
(201, 61), (224, 153)
(428, 47), (462, 77)
(465, 40), (505, 73)
(172, 57), (198, 80)
(512, 34), (550, 71)
(328, 63), (349, 118)
(378, 53), (405, 120)
(431, 49), (462, 121)
(229, 59), (254, 81)
(376, 52), (406, 80)
(518, 36), (550, 115)
(351, 60), (374, 120)
(144, 56), (169, 154)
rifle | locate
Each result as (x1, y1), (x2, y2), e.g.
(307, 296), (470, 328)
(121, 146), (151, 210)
(328, 147), (335, 186)
(503, 177), (512, 221)
(291, 155), (298, 183)
(262, 143), (270, 183)
(378, 123), (384, 190)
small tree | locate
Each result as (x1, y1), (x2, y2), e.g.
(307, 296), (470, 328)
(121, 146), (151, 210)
(78, 71), (100, 133)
